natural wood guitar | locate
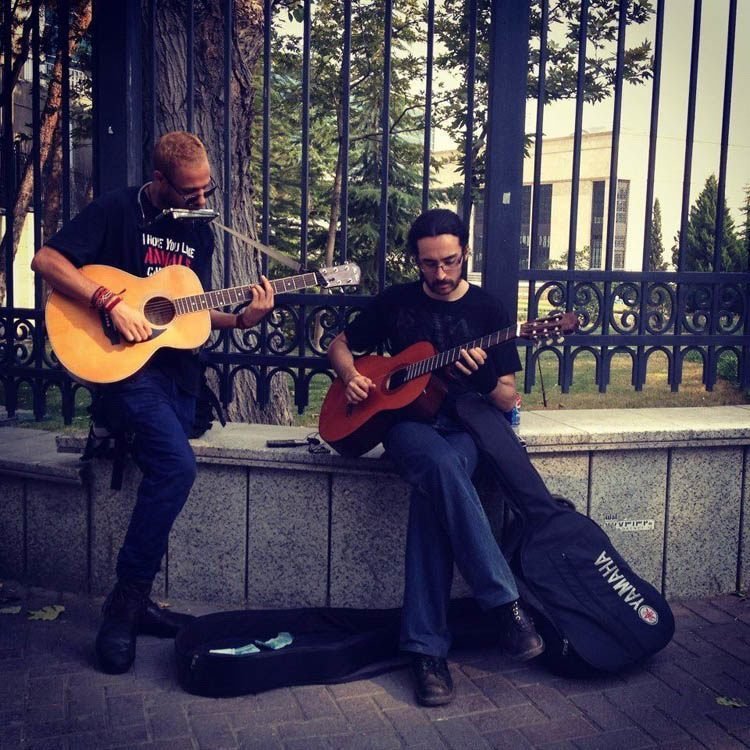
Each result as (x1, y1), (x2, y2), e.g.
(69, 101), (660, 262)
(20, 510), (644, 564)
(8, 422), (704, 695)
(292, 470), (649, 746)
(318, 312), (579, 457)
(45, 262), (361, 384)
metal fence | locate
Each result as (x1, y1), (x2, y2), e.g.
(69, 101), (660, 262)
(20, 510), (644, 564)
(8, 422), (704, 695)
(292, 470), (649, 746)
(1, 0), (748, 425)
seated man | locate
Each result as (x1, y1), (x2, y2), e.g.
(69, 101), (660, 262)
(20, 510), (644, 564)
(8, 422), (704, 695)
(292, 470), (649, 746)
(327, 208), (544, 706)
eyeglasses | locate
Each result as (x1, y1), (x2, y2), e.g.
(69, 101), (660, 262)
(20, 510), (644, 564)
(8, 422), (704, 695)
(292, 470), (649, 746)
(416, 254), (464, 272)
(164, 174), (218, 206)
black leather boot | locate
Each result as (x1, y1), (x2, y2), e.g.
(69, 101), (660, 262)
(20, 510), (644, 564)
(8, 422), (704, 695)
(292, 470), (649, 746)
(411, 655), (454, 706)
(138, 599), (195, 638)
(95, 579), (150, 674)
(496, 599), (545, 661)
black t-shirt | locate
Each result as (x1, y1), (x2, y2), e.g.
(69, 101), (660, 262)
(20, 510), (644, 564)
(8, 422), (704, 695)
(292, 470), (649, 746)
(344, 281), (521, 399)
(46, 185), (214, 395)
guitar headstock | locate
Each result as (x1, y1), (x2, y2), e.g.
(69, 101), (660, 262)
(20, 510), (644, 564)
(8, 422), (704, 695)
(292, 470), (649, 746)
(316, 262), (362, 289)
(520, 311), (579, 345)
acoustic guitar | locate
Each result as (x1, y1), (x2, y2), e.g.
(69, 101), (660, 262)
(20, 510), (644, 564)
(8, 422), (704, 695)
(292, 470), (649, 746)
(45, 262), (361, 384)
(318, 311), (579, 457)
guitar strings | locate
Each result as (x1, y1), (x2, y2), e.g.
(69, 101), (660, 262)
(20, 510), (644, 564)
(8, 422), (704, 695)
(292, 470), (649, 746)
(106, 275), (320, 318)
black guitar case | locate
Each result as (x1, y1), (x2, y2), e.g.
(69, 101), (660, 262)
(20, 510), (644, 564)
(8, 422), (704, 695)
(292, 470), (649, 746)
(175, 600), (502, 697)
(455, 393), (675, 677)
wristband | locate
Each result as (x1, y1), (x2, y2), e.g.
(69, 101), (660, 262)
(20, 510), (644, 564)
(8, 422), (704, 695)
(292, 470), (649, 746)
(90, 286), (110, 309)
(104, 295), (122, 312)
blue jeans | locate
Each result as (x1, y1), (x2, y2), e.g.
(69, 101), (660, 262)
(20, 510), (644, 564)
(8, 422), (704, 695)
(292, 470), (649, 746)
(383, 418), (518, 657)
(102, 369), (197, 584)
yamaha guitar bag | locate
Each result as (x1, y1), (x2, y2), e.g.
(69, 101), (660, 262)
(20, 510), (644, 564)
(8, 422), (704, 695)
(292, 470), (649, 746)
(455, 393), (675, 677)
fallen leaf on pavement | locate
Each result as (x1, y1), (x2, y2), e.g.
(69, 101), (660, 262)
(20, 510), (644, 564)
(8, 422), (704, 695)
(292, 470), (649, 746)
(27, 605), (65, 621)
(716, 696), (747, 708)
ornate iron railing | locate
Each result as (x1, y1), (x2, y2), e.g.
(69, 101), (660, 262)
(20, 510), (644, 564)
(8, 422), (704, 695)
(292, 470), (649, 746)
(2, 0), (748, 426)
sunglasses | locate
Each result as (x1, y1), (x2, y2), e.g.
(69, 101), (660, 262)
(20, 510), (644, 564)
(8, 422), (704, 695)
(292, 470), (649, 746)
(163, 174), (218, 207)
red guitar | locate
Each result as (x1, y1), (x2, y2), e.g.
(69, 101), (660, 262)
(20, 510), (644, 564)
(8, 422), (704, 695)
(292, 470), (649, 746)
(318, 312), (579, 457)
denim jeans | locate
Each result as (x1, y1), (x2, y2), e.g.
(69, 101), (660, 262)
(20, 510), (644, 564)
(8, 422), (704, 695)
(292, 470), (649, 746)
(102, 369), (197, 584)
(383, 417), (518, 657)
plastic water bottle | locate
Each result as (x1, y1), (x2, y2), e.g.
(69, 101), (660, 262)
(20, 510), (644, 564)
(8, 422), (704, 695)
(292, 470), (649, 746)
(510, 394), (521, 435)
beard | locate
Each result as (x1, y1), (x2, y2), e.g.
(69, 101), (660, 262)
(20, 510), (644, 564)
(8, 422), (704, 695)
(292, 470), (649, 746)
(423, 275), (461, 296)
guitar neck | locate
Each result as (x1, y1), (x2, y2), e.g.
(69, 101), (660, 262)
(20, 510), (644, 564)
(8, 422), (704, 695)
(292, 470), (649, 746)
(171, 271), (320, 315)
(404, 324), (520, 382)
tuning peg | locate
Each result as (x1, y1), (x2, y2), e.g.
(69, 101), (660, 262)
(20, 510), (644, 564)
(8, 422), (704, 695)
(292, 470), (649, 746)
(556, 336), (564, 344)
(545, 337), (553, 346)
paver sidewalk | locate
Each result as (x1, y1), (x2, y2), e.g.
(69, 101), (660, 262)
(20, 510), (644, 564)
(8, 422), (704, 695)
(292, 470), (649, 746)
(0, 581), (749, 749)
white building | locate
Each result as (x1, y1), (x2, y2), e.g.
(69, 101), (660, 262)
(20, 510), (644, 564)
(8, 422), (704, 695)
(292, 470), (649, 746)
(435, 128), (651, 279)
(520, 129), (646, 272)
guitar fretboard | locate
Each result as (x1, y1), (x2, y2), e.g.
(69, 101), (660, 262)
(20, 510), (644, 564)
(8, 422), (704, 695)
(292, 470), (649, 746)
(173, 272), (319, 315)
(403, 324), (519, 382)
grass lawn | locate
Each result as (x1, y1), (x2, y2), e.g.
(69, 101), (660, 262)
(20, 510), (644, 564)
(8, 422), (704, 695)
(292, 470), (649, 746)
(293, 351), (749, 428)
(4, 350), (748, 431)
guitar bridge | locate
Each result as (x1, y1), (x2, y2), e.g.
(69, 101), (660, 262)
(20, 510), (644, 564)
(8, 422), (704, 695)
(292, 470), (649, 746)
(99, 310), (121, 345)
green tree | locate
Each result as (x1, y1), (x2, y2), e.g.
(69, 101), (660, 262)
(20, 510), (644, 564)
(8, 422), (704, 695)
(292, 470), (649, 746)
(741, 184), (750, 271)
(672, 174), (745, 272)
(433, 0), (654, 202)
(1, 0), (93, 305)
(258, 0), (446, 294)
(649, 198), (667, 271)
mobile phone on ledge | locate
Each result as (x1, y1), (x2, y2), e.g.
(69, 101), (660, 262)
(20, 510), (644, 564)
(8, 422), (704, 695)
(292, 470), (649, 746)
(265, 438), (310, 448)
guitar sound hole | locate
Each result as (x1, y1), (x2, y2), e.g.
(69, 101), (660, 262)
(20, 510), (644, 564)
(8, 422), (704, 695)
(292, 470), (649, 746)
(386, 368), (409, 391)
(144, 296), (176, 326)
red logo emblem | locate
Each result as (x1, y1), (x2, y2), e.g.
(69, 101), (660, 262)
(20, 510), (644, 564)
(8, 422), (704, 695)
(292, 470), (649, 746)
(638, 605), (659, 625)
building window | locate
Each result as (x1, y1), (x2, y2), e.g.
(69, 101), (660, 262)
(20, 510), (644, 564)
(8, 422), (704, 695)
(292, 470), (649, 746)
(520, 183), (552, 268)
(590, 180), (605, 269)
(520, 185), (531, 269)
(536, 183), (552, 267)
(614, 179), (629, 269)
(470, 200), (484, 273)
(589, 179), (629, 269)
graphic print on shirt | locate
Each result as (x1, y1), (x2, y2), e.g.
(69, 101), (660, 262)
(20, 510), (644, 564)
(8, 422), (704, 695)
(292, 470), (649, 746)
(141, 230), (198, 276)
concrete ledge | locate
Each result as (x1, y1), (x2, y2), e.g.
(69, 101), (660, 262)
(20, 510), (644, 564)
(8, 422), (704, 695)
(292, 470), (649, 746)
(0, 427), (85, 484)
(2, 405), (749, 606)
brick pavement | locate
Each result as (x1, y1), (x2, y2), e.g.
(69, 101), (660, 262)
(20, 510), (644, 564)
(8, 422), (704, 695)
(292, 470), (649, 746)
(0, 581), (749, 749)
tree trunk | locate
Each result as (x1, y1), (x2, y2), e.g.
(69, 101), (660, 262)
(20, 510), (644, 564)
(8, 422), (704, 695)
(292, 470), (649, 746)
(0, 0), (92, 305)
(42, 125), (63, 240)
(310, 138), (343, 350)
(151, 0), (293, 424)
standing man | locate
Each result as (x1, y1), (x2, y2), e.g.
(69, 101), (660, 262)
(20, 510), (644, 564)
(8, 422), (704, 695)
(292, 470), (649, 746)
(327, 208), (544, 707)
(31, 131), (275, 674)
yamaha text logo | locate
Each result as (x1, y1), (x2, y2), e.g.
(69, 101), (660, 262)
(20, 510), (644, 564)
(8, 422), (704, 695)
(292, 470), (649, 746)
(594, 551), (659, 626)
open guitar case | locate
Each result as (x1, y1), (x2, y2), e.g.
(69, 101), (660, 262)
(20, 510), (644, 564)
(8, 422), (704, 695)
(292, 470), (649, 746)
(175, 600), (503, 697)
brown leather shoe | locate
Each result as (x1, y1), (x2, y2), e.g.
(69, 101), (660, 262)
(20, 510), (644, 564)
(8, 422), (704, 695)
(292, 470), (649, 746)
(138, 599), (195, 638)
(497, 600), (545, 661)
(411, 655), (454, 706)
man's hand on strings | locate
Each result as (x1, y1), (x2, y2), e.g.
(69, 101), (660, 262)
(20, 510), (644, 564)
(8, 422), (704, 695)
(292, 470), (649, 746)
(344, 372), (375, 404)
(111, 302), (153, 343)
(455, 347), (498, 395)
(237, 276), (275, 329)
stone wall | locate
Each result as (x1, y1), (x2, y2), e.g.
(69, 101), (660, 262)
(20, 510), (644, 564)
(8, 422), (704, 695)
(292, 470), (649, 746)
(1, 405), (748, 605)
